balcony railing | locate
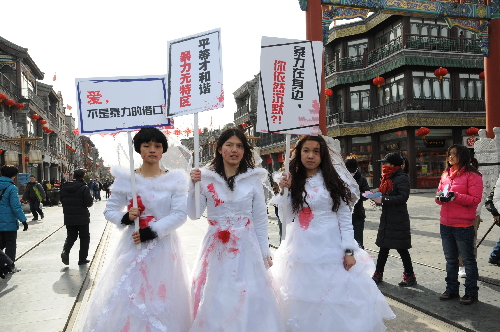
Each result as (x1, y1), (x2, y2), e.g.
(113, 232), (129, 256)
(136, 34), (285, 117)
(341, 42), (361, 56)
(28, 89), (46, 111)
(234, 106), (250, 119)
(0, 72), (19, 97)
(329, 98), (485, 125)
(325, 34), (482, 78)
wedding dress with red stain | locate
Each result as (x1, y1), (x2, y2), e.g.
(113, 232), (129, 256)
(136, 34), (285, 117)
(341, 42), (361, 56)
(271, 171), (395, 332)
(79, 168), (192, 332)
(187, 167), (285, 332)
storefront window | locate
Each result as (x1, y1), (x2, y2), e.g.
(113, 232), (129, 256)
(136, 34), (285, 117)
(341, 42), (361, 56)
(350, 85), (370, 111)
(378, 74), (404, 105)
(413, 71), (450, 99)
(459, 73), (483, 100)
(415, 128), (452, 188)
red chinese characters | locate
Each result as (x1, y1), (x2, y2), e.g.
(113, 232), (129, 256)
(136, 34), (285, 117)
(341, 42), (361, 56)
(87, 91), (103, 105)
(272, 60), (286, 124)
(179, 51), (192, 107)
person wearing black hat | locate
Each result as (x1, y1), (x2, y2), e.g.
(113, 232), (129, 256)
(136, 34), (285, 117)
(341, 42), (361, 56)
(345, 158), (370, 248)
(60, 169), (94, 265)
(370, 153), (416, 287)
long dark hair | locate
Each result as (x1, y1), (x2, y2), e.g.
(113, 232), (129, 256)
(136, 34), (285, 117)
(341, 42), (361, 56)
(289, 135), (350, 213)
(209, 128), (255, 190)
(445, 144), (480, 175)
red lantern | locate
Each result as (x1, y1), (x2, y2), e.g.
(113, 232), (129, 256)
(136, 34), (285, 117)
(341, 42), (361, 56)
(183, 128), (192, 135)
(325, 88), (334, 98)
(31, 114), (41, 121)
(465, 127), (479, 137)
(25, 156), (29, 163)
(15, 103), (25, 110)
(4, 99), (15, 108)
(173, 129), (182, 136)
(434, 67), (448, 83)
(0, 149), (3, 154)
(372, 76), (385, 90)
(39, 119), (47, 125)
(45, 128), (52, 134)
(0, 93), (6, 102)
(479, 71), (485, 80)
(416, 127), (431, 137)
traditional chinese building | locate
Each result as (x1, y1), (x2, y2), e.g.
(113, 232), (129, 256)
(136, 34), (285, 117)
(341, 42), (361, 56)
(0, 35), (100, 186)
(233, 13), (485, 189)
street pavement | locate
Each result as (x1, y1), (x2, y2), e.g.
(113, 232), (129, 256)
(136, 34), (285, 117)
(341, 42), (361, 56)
(0, 193), (499, 332)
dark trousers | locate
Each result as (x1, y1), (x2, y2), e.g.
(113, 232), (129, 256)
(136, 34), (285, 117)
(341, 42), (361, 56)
(93, 190), (101, 200)
(352, 216), (365, 248)
(440, 224), (479, 296)
(29, 200), (44, 219)
(376, 247), (414, 274)
(63, 224), (90, 262)
(0, 231), (18, 264)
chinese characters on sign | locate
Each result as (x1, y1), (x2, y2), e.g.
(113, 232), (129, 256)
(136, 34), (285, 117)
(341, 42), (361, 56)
(76, 76), (172, 135)
(179, 51), (192, 108)
(271, 60), (286, 125)
(167, 28), (223, 117)
(198, 38), (211, 95)
(257, 37), (323, 135)
(291, 46), (306, 101)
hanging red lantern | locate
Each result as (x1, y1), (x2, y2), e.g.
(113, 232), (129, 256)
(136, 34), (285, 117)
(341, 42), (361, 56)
(479, 71), (485, 80)
(0, 93), (6, 102)
(15, 103), (25, 110)
(325, 88), (334, 98)
(184, 127), (192, 135)
(39, 119), (47, 125)
(25, 156), (29, 163)
(4, 99), (15, 108)
(31, 114), (41, 121)
(465, 127), (479, 137)
(0, 149), (3, 154)
(416, 127), (431, 137)
(372, 76), (385, 91)
(173, 129), (182, 135)
(434, 67), (448, 83)
(46, 128), (52, 134)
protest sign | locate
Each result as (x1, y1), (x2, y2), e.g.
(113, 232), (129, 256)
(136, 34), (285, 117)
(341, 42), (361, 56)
(76, 75), (172, 135)
(257, 36), (323, 135)
(167, 28), (223, 117)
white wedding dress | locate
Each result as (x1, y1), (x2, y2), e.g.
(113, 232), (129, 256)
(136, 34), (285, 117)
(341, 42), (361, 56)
(187, 167), (285, 332)
(271, 171), (395, 332)
(79, 168), (192, 332)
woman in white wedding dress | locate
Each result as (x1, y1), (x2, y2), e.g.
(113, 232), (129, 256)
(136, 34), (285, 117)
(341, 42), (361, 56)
(79, 127), (192, 332)
(272, 135), (395, 332)
(188, 128), (284, 332)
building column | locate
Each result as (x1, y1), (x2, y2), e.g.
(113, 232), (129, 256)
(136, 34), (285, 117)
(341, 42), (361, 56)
(485, 18), (500, 138)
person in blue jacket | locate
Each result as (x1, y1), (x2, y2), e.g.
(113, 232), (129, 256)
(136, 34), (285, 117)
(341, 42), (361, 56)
(0, 166), (28, 273)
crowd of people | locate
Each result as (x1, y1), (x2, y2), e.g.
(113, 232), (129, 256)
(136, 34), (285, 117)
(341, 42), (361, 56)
(0, 126), (499, 330)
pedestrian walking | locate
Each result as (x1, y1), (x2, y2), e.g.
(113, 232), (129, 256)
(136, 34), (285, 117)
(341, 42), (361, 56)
(42, 180), (53, 207)
(22, 175), (45, 221)
(60, 169), (94, 266)
(78, 127), (191, 332)
(345, 158), (370, 248)
(436, 144), (482, 305)
(188, 128), (285, 332)
(273, 135), (394, 332)
(0, 166), (28, 273)
(90, 179), (102, 201)
(371, 153), (417, 287)
(103, 181), (111, 199)
(484, 183), (500, 266)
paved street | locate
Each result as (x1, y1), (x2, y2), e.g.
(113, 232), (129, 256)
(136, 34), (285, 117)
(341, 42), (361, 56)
(0, 193), (499, 332)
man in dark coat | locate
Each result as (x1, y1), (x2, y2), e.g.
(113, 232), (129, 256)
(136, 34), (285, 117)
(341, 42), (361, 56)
(22, 175), (46, 221)
(345, 158), (370, 248)
(60, 169), (93, 265)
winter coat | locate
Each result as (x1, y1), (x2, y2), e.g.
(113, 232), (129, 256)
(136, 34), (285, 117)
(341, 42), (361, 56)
(22, 181), (46, 202)
(436, 168), (483, 227)
(60, 180), (94, 225)
(352, 171), (370, 219)
(0, 176), (27, 231)
(375, 168), (411, 249)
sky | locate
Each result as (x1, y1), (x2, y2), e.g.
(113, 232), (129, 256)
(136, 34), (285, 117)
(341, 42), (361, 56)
(2, 0), (307, 165)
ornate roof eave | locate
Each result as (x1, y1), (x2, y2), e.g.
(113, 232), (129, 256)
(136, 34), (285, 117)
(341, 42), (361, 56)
(0, 36), (44, 79)
(326, 13), (392, 44)
(326, 50), (484, 87)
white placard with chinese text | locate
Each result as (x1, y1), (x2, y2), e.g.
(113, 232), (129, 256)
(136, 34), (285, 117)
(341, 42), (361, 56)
(76, 75), (173, 135)
(257, 36), (323, 135)
(166, 28), (224, 117)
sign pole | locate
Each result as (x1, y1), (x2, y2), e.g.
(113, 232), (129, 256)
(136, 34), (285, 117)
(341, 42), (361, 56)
(127, 131), (141, 249)
(194, 113), (201, 219)
(282, 134), (291, 241)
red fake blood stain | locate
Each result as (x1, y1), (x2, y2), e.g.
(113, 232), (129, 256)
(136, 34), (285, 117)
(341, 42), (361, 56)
(139, 215), (154, 229)
(120, 316), (131, 332)
(207, 183), (224, 207)
(208, 219), (218, 226)
(228, 247), (239, 254)
(158, 283), (167, 301)
(128, 195), (146, 213)
(313, 189), (319, 193)
(298, 207), (314, 230)
(217, 229), (231, 243)
(193, 258), (209, 318)
(245, 219), (250, 227)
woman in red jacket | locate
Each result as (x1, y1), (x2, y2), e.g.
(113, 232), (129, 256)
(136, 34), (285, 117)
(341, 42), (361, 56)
(436, 144), (482, 305)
